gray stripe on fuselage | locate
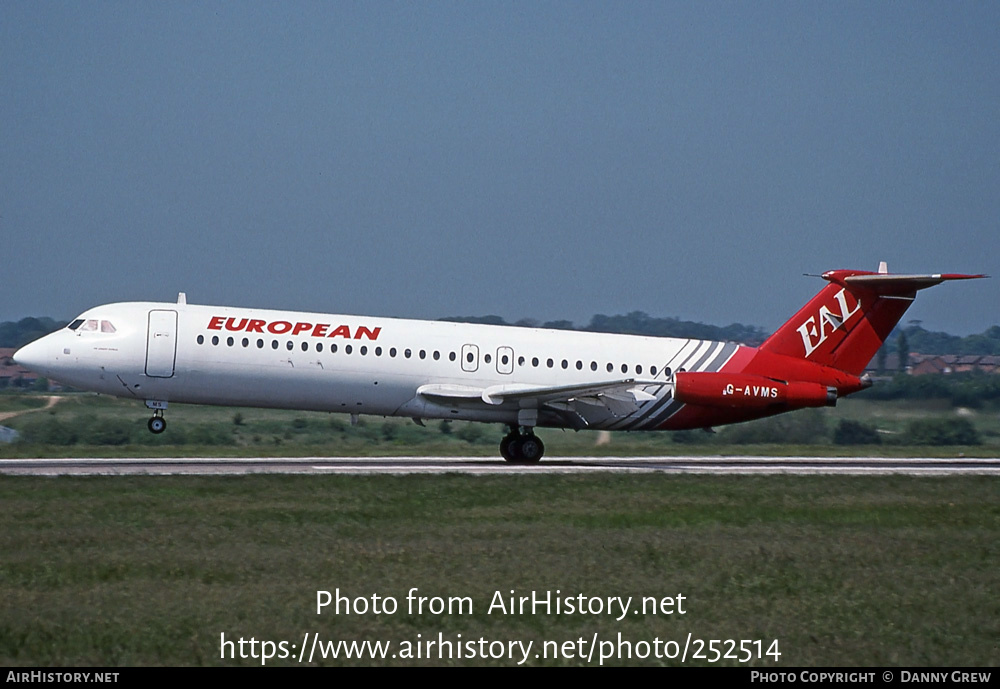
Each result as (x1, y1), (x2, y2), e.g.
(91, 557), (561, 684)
(629, 341), (725, 430)
(607, 339), (714, 430)
(636, 341), (742, 430)
(603, 339), (702, 430)
(689, 340), (724, 373)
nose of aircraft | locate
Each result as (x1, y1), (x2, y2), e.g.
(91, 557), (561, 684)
(12, 337), (54, 376)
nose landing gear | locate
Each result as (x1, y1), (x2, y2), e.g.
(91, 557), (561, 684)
(147, 413), (166, 434)
(500, 425), (544, 463)
(145, 400), (168, 434)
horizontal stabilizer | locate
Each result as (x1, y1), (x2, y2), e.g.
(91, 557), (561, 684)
(841, 272), (986, 295)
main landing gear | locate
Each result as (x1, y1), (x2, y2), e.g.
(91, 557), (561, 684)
(500, 425), (545, 463)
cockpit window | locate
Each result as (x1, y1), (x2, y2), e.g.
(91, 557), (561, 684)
(70, 319), (116, 333)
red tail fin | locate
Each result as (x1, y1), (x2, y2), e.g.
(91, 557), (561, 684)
(759, 269), (985, 376)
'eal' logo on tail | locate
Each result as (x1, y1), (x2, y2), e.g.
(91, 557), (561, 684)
(796, 289), (862, 357)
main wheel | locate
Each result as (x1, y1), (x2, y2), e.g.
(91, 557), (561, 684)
(518, 434), (544, 463)
(148, 416), (167, 434)
(500, 432), (521, 462)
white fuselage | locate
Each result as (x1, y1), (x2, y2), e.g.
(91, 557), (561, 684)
(15, 301), (741, 431)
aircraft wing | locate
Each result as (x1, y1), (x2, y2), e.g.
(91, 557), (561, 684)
(417, 378), (670, 419)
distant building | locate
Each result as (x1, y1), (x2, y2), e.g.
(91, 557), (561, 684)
(978, 355), (1000, 373)
(909, 355), (950, 376)
(865, 351), (1000, 377)
(0, 348), (39, 388)
(902, 353), (999, 376)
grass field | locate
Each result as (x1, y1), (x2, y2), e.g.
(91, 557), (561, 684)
(1, 473), (997, 666)
(2, 392), (997, 666)
(0, 392), (999, 457)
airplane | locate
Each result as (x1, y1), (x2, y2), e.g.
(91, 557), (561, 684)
(13, 265), (984, 462)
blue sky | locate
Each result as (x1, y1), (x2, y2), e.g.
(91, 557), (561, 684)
(3, 2), (997, 333)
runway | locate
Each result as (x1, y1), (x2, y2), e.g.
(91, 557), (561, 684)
(2, 456), (999, 476)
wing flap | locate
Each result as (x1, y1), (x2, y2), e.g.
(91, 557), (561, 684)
(415, 384), (484, 400)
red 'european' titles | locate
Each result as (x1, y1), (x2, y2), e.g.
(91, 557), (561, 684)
(207, 317), (381, 340)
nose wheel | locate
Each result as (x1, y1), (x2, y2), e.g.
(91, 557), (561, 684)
(500, 426), (544, 463)
(145, 400), (168, 434)
(147, 413), (166, 434)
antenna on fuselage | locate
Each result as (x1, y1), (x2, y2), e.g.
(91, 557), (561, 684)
(177, 292), (187, 305)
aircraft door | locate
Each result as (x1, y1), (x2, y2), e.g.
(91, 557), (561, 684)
(461, 344), (479, 373)
(146, 310), (178, 378)
(497, 346), (514, 375)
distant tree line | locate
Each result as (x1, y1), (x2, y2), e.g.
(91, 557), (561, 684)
(883, 324), (1000, 356)
(442, 311), (769, 345)
(442, 314), (1000, 353)
(0, 318), (67, 349)
(856, 371), (1000, 407)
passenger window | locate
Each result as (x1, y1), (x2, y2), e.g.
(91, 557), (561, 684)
(197, 335), (204, 345)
